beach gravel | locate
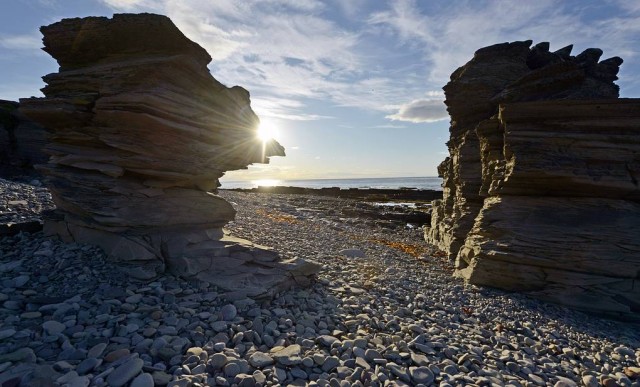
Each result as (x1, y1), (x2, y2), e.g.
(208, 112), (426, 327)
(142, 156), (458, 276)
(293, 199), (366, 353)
(0, 179), (638, 386)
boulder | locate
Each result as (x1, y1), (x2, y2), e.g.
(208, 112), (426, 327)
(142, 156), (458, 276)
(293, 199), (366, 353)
(20, 13), (319, 298)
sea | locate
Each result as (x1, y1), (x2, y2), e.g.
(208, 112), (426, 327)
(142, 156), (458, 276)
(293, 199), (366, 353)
(219, 176), (443, 190)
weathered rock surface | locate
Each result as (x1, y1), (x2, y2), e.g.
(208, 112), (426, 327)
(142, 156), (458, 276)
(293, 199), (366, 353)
(426, 40), (640, 318)
(19, 13), (318, 298)
(426, 40), (623, 261)
(456, 100), (640, 316)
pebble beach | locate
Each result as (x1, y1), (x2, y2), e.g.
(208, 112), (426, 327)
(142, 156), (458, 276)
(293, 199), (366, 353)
(0, 178), (639, 387)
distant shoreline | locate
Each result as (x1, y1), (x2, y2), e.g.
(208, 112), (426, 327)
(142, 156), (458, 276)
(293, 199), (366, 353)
(219, 176), (443, 191)
(220, 185), (442, 202)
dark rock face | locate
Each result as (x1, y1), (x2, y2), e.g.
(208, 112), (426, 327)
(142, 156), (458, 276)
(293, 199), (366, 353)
(20, 13), (318, 298)
(0, 100), (48, 175)
(426, 41), (640, 318)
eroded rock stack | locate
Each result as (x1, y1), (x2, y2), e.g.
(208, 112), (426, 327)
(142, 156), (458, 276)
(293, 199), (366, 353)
(425, 40), (640, 317)
(20, 13), (319, 298)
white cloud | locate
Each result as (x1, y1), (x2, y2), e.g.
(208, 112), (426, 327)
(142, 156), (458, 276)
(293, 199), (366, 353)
(99, 0), (373, 120)
(100, 0), (157, 11)
(386, 99), (448, 123)
(372, 124), (407, 129)
(251, 96), (332, 121)
(370, 0), (640, 111)
(0, 34), (41, 50)
(97, 0), (640, 123)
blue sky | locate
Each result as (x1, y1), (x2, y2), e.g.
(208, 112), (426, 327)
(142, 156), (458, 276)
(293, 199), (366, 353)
(2, 0), (639, 182)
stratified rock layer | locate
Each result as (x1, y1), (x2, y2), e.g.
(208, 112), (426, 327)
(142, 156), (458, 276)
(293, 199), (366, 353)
(426, 40), (622, 261)
(457, 100), (640, 316)
(426, 41), (640, 318)
(20, 13), (318, 298)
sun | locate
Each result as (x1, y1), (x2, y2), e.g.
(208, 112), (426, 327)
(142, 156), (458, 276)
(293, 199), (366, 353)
(257, 119), (277, 142)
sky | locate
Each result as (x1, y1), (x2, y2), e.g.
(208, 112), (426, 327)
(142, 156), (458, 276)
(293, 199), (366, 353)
(1, 0), (639, 182)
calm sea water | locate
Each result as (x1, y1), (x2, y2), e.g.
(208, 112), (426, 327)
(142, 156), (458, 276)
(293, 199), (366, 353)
(220, 176), (443, 190)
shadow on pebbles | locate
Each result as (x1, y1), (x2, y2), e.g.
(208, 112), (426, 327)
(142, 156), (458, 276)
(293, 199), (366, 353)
(0, 180), (638, 386)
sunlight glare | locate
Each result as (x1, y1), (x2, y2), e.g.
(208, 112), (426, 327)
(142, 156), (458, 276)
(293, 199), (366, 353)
(257, 119), (277, 142)
(253, 179), (281, 187)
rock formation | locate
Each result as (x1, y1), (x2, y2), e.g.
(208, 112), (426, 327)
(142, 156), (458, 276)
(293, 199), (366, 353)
(20, 13), (319, 298)
(0, 100), (48, 174)
(425, 40), (640, 317)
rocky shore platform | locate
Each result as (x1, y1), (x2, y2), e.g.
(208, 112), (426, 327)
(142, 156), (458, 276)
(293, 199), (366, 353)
(1, 178), (639, 387)
(223, 186), (442, 228)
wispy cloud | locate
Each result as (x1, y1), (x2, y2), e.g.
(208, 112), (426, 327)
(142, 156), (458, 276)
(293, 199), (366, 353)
(370, 0), (640, 108)
(0, 34), (41, 50)
(100, 0), (157, 11)
(251, 97), (332, 121)
(386, 99), (448, 123)
(372, 124), (407, 129)
(101, 0), (371, 121)
(94, 0), (640, 123)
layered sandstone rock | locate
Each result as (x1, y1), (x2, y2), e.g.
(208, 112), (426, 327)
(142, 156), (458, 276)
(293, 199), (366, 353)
(20, 14), (318, 298)
(457, 100), (640, 316)
(426, 41), (640, 317)
(426, 40), (622, 261)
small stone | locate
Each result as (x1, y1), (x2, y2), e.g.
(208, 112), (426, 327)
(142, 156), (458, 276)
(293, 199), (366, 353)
(272, 344), (302, 366)
(13, 275), (30, 287)
(211, 321), (227, 332)
(152, 371), (172, 385)
(253, 370), (266, 384)
(317, 335), (339, 347)
(88, 342), (108, 358)
(554, 376), (577, 387)
(274, 367), (286, 382)
(582, 375), (598, 387)
(506, 361), (520, 372)
(77, 357), (101, 375)
(290, 367), (309, 379)
(364, 349), (382, 361)
(104, 348), (130, 362)
(20, 311), (41, 319)
(42, 320), (66, 335)
(130, 372), (154, 387)
(615, 347), (635, 357)
(529, 374), (545, 385)
(410, 366), (435, 385)
(106, 357), (144, 387)
(0, 347), (36, 363)
(125, 294), (142, 304)
(185, 347), (204, 357)
(224, 362), (241, 378)
(57, 371), (88, 387)
(248, 352), (274, 368)
(339, 248), (366, 258)
(410, 353), (428, 366)
(0, 329), (17, 340)
(220, 304), (237, 321)
(389, 363), (411, 383)
(209, 353), (228, 369)
(624, 366), (640, 379)
(321, 356), (340, 372)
